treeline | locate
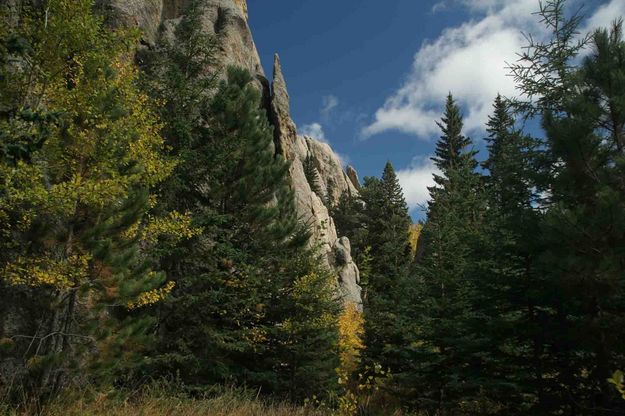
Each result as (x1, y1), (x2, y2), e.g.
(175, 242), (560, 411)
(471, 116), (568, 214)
(0, 0), (341, 408)
(331, 1), (625, 414)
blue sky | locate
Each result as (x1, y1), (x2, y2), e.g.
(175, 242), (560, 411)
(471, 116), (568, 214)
(247, 0), (624, 219)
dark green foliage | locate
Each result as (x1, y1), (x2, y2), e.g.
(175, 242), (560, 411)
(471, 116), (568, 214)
(0, 0), (174, 399)
(303, 154), (323, 196)
(503, 5), (625, 414)
(405, 95), (487, 413)
(433, 94), (478, 173)
(429, 94), (479, 204)
(367, 163), (412, 287)
(271, 256), (342, 402)
(475, 95), (546, 414)
(142, 4), (340, 401)
(398, 10), (625, 415)
(5, 1), (625, 414)
(331, 162), (413, 398)
(0, 15), (59, 165)
(154, 65), (338, 401)
(331, 192), (367, 261)
(508, 0), (590, 118)
(356, 163), (412, 379)
(531, 21), (625, 414)
(139, 0), (218, 212)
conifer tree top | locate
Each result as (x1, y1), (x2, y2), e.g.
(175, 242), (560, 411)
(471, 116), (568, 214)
(432, 93), (471, 172)
(483, 94), (517, 175)
(381, 161), (409, 215)
(432, 94), (476, 175)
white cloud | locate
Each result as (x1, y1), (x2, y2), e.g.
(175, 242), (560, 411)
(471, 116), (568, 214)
(584, 0), (625, 33)
(397, 158), (441, 213)
(320, 95), (339, 120)
(432, 0), (509, 14)
(363, 0), (540, 140)
(299, 122), (327, 143)
(364, 0), (625, 140)
(298, 96), (340, 145)
(431, 1), (450, 14)
(363, 106), (441, 138)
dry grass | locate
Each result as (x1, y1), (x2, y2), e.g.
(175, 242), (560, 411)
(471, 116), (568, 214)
(1, 385), (332, 416)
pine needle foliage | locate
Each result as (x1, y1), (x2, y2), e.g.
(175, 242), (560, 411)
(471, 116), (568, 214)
(141, 4), (340, 401)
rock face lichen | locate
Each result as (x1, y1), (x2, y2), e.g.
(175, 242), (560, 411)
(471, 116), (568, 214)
(103, 0), (363, 309)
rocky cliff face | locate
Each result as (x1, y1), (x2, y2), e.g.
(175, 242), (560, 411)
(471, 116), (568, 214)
(101, 0), (363, 309)
(269, 55), (362, 309)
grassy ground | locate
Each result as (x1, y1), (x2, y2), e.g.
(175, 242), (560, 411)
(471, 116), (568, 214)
(0, 386), (332, 416)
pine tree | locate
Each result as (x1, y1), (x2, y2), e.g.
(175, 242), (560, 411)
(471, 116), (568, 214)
(430, 94), (478, 201)
(476, 95), (546, 413)
(508, 0), (590, 118)
(144, 18), (341, 396)
(534, 22), (625, 414)
(406, 95), (486, 412)
(331, 192), (367, 262)
(373, 162), (412, 284)
(359, 162), (412, 383)
(507, 2), (625, 412)
(415, 94), (479, 260)
(272, 256), (341, 401)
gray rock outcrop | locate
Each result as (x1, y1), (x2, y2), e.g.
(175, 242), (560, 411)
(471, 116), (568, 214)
(96, 0), (163, 45)
(99, 0), (263, 77)
(346, 165), (361, 190)
(333, 237), (362, 311)
(269, 55), (362, 309)
(303, 137), (359, 204)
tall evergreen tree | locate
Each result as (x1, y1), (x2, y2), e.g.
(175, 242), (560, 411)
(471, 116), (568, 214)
(430, 94), (479, 201)
(359, 162), (412, 384)
(507, 2), (625, 413)
(366, 162), (412, 280)
(155, 66), (339, 401)
(406, 94), (486, 413)
(142, 5), (340, 400)
(475, 95), (547, 414)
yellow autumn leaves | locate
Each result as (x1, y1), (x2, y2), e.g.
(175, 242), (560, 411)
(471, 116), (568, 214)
(127, 280), (176, 310)
(2, 254), (90, 290)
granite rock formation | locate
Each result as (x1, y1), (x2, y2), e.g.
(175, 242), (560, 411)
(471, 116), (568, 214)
(269, 55), (362, 309)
